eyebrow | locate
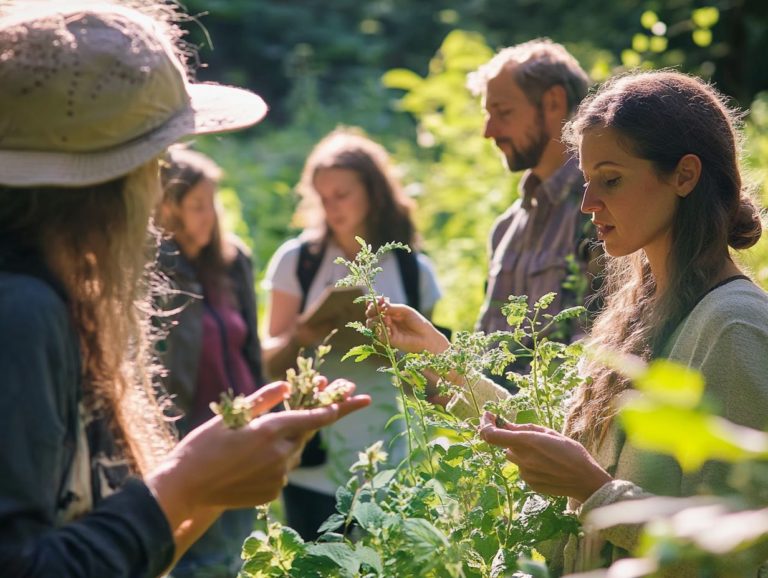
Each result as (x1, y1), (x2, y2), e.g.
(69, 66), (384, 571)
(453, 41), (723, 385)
(581, 160), (624, 171)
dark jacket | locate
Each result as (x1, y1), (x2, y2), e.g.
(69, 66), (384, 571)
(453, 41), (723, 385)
(0, 244), (174, 578)
(157, 237), (264, 427)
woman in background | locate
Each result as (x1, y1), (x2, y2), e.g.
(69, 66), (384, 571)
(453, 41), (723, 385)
(157, 147), (264, 577)
(263, 127), (442, 539)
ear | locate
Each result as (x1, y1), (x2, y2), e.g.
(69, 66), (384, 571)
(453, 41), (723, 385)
(541, 85), (567, 117)
(158, 200), (176, 228)
(673, 154), (702, 198)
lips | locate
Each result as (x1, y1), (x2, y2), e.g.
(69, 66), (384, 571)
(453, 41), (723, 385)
(593, 222), (615, 239)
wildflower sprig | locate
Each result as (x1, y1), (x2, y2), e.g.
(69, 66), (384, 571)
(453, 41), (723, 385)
(210, 389), (252, 429)
(284, 336), (356, 410)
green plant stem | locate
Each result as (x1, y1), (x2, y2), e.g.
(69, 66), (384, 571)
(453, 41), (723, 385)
(458, 425), (516, 546)
(528, 312), (554, 430)
(368, 287), (438, 480)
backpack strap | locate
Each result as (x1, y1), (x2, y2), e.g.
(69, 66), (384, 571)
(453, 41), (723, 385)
(298, 241), (422, 313)
(297, 240), (326, 313)
(394, 248), (421, 312)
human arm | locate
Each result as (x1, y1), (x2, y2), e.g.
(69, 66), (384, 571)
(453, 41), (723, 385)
(147, 380), (371, 565)
(478, 412), (613, 503)
(0, 278), (176, 577)
(366, 299), (511, 409)
(262, 288), (336, 379)
(0, 276), (371, 576)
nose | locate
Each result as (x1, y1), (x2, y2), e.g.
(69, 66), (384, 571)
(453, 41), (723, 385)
(483, 116), (497, 140)
(580, 182), (602, 215)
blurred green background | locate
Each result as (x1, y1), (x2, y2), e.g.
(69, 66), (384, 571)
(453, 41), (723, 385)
(177, 0), (768, 332)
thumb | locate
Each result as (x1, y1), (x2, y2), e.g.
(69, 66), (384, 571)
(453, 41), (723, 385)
(246, 381), (290, 418)
(259, 404), (342, 438)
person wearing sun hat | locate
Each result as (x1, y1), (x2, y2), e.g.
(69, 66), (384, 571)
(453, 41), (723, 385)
(0, 2), (370, 577)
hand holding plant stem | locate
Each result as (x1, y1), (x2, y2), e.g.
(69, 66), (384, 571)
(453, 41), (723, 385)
(334, 237), (435, 477)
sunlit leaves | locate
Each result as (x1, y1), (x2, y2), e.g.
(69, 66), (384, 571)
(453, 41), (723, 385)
(691, 7), (719, 29)
(692, 29), (712, 48)
(633, 359), (704, 407)
(640, 10), (659, 29)
(616, 359), (768, 472)
(621, 399), (768, 472)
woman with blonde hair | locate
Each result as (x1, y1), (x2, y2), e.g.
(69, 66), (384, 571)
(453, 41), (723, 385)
(263, 127), (442, 539)
(0, 3), (368, 576)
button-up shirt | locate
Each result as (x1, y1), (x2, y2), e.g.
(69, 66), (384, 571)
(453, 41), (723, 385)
(477, 157), (596, 339)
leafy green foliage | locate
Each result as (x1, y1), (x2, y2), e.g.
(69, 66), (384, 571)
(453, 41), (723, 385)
(241, 241), (585, 576)
(570, 360), (768, 577)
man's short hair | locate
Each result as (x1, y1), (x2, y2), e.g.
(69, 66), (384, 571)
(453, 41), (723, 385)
(467, 38), (590, 115)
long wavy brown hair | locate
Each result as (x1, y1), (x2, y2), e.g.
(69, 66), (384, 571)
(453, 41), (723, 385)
(561, 71), (763, 450)
(158, 147), (236, 300)
(294, 127), (418, 250)
(0, 161), (176, 474)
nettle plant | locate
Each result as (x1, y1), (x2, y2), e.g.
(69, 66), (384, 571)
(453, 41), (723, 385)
(240, 238), (586, 577)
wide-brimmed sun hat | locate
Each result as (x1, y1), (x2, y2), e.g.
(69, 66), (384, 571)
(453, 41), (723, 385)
(0, 1), (268, 187)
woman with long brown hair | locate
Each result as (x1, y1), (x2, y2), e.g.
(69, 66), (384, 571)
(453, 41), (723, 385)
(369, 70), (768, 574)
(156, 147), (267, 576)
(262, 127), (442, 539)
(0, 3), (368, 576)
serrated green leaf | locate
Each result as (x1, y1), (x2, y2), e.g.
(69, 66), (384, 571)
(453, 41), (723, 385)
(317, 513), (346, 534)
(534, 292), (556, 311)
(552, 306), (586, 324)
(335, 485), (354, 514)
(276, 526), (305, 561)
(352, 501), (387, 531)
(355, 544), (384, 574)
(490, 547), (509, 578)
(242, 535), (266, 558)
(305, 542), (359, 576)
(635, 359), (705, 407)
(620, 399), (768, 472)
(341, 344), (376, 363)
(241, 551), (275, 575)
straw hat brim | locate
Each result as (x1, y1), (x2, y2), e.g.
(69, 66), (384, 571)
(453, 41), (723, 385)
(0, 82), (268, 187)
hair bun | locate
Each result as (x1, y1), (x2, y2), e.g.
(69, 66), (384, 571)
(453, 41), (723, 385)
(728, 195), (763, 250)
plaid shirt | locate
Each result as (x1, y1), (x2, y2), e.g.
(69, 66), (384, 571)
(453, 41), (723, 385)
(477, 157), (597, 340)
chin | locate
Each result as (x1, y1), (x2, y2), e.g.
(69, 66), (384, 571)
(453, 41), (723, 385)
(603, 243), (640, 258)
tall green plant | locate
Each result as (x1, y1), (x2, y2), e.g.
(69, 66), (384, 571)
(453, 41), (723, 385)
(240, 239), (584, 577)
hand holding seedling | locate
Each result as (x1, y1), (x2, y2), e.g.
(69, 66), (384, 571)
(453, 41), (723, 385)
(147, 380), (370, 534)
(366, 297), (450, 354)
(479, 411), (613, 503)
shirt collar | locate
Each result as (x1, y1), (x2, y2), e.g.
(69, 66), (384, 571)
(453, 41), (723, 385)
(518, 156), (583, 208)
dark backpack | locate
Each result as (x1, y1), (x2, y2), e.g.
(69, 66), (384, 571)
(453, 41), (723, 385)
(297, 240), (421, 313)
(294, 239), (422, 467)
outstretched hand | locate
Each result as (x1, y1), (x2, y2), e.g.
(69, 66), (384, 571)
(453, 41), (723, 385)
(147, 381), (371, 531)
(478, 412), (612, 503)
(366, 297), (449, 354)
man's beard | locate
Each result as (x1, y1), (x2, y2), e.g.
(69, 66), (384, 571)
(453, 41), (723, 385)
(501, 109), (549, 172)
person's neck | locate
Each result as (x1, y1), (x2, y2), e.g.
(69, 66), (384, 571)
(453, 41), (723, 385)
(334, 232), (365, 260)
(649, 248), (743, 298)
(530, 138), (569, 182)
(175, 236), (201, 260)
